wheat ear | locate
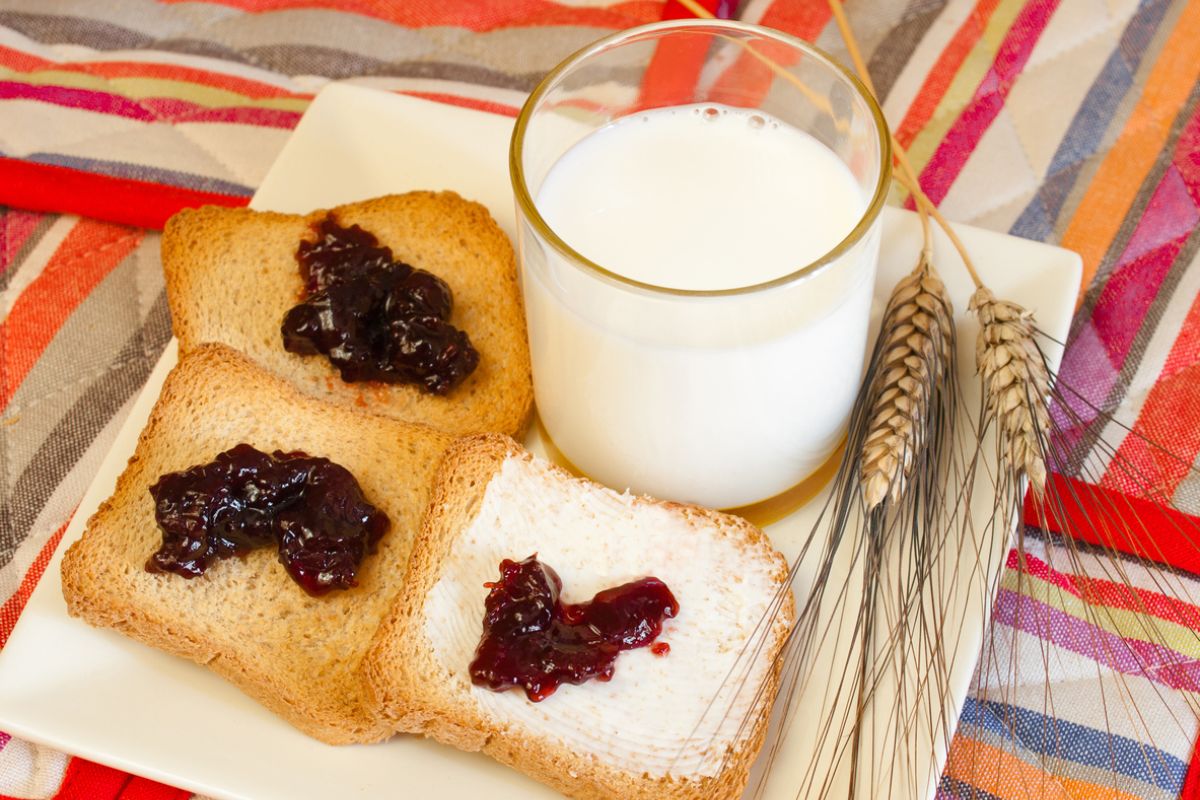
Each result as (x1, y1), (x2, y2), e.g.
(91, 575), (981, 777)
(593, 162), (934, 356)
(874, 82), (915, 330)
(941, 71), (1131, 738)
(860, 256), (954, 510)
(969, 287), (1051, 494)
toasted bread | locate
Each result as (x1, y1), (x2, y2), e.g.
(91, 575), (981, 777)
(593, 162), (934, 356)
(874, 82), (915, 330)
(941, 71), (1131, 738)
(61, 344), (454, 744)
(162, 191), (532, 437)
(364, 434), (794, 799)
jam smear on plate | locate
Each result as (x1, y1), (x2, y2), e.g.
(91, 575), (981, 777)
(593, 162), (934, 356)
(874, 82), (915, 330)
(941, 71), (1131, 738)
(469, 555), (678, 701)
(281, 216), (479, 395)
(147, 443), (389, 596)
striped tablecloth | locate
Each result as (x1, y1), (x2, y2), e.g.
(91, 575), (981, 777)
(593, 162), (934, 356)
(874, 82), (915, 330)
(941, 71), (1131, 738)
(2, 1), (1198, 798)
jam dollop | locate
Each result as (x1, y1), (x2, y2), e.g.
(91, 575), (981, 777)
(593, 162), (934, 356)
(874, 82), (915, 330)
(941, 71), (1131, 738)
(280, 216), (479, 395)
(469, 555), (678, 701)
(146, 443), (389, 596)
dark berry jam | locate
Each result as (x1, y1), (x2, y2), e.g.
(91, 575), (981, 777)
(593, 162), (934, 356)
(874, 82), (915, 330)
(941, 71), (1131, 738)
(280, 216), (479, 395)
(469, 555), (678, 701)
(147, 443), (389, 596)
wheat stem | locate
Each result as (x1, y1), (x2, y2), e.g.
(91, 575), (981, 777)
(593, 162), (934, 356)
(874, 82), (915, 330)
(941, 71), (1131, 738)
(823, 0), (1052, 501)
(825, 0), (985, 291)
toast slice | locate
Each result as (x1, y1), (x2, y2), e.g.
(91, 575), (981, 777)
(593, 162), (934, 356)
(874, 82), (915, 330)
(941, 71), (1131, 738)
(61, 343), (454, 744)
(364, 434), (794, 800)
(162, 191), (532, 437)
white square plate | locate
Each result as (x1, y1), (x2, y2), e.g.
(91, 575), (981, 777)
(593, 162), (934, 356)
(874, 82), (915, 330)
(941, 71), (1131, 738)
(0, 84), (1081, 800)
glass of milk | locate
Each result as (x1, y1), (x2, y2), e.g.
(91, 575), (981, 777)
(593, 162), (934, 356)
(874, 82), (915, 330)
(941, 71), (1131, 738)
(511, 19), (890, 510)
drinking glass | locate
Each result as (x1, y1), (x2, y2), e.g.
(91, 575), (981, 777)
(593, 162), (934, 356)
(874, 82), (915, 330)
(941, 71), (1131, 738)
(511, 19), (890, 510)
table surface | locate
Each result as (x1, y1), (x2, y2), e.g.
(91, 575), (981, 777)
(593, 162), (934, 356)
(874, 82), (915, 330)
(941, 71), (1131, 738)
(1, 2), (1199, 800)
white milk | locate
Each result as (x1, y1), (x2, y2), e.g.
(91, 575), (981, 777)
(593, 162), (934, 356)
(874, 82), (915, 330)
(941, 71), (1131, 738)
(537, 105), (866, 291)
(520, 103), (879, 509)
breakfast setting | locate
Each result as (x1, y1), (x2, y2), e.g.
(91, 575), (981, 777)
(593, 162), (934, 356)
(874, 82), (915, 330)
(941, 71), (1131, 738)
(0, 2), (1198, 800)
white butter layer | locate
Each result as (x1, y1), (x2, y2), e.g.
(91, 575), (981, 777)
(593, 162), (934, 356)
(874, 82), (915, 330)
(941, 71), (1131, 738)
(422, 455), (787, 779)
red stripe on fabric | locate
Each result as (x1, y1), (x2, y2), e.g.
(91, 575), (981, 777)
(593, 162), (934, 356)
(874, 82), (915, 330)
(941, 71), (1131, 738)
(1006, 545), (1076, 593)
(153, 0), (664, 31)
(0, 157), (248, 230)
(1087, 102), (1200, 378)
(894, 0), (1002, 149)
(1025, 473), (1200, 577)
(637, 0), (729, 110)
(398, 91), (519, 118)
(916, 0), (1060, 205)
(0, 80), (304, 127)
(1098, 103), (1200, 500)
(0, 521), (68, 650)
(55, 758), (130, 800)
(0, 752), (190, 800)
(705, 0), (833, 108)
(45, 60), (305, 100)
(0, 81), (157, 120)
(661, 0), (732, 18)
(1184, 741), (1200, 800)
(1102, 357), (1200, 502)
(756, 0), (835, 35)
(1, 210), (44, 275)
(1088, 227), (1196, 492)
(137, 97), (303, 127)
(1080, 573), (1200, 629)
(0, 220), (143, 410)
(1160, 281), (1200, 382)
(0, 52), (304, 100)
(1007, 547), (1200, 630)
(0, 90), (509, 224)
(116, 777), (191, 800)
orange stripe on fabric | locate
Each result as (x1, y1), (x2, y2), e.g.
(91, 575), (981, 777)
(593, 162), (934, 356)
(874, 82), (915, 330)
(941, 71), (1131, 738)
(153, 0), (664, 31)
(0, 519), (67, 650)
(0, 220), (143, 410)
(1059, 0), (1200, 300)
(945, 737), (1144, 800)
(635, 0), (728, 111)
(705, 0), (832, 108)
(0, 44), (51, 72)
(894, 0), (1002, 149)
(1101, 289), (1200, 499)
(755, 0), (834, 33)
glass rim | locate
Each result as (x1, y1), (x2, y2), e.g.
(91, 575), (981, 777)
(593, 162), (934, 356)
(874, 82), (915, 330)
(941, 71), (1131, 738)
(509, 17), (893, 299)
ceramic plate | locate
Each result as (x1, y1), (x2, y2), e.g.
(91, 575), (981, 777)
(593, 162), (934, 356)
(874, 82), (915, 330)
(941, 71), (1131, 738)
(0, 84), (1081, 800)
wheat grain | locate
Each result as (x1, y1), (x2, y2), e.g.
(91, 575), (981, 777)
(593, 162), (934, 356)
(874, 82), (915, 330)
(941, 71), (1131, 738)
(860, 258), (955, 510)
(969, 287), (1051, 494)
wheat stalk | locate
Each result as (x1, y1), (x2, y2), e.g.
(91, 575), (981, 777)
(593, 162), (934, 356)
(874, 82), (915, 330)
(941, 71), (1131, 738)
(818, 0), (1051, 503)
(669, 3), (1064, 793)
(861, 255), (954, 509)
(664, 5), (1200, 797)
(969, 287), (1051, 495)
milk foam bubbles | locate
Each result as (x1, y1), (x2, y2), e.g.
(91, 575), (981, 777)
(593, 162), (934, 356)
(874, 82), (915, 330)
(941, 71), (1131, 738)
(521, 104), (879, 508)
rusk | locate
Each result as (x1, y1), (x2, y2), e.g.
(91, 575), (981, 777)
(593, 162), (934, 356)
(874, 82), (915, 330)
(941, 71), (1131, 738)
(162, 191), (532, 437)
(61, 344), (454, 744)
(364, 434), (794, 800)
